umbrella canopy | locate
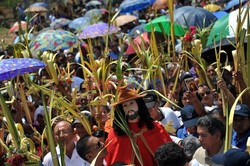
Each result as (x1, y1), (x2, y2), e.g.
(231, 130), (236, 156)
(30, 2), (49, 8)
(13, 33), (34, 44)
(144, 15), (186, 37)
(68, 17), (91, 31)
(206, 8), (249, 46)
(24, 6), (48, 13)
(0, 58), (46, 81)
(128, 24), (146, 38)
(86, 0), (102, 8)
(167, 6), (217, 28)
(213, 11), (228, 19)
(152, 0), (168, 10)
(224, 0), (247, 11)
(202, 37), (247, 63)
(125, 32), (150, 55)
(203, 4), (221, 12)
(9, 21), (27, 33)
(85, 9), (102, 20)
(29, 29), (80, 52)
(78, 22), (120, 39)
(50, 18), (71, 29)
(113, 15), (137, 27)
(119, 0), (156, 14)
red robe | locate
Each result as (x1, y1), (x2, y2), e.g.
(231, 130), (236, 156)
(105, 121), (172, 166)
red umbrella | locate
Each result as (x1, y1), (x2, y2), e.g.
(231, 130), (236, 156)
(125, 32), (150, 55)
(9, 21), (27, 33)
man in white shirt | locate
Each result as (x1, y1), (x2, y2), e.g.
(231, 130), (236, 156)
(143, 91), (181, 130)
(43, 120), (90, 166)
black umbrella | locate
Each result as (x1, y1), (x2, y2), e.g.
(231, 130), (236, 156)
(201, 37), (247, 63)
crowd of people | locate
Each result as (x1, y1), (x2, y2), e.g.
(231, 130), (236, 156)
(0, 0), (250, 166)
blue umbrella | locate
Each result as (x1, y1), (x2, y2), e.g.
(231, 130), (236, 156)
(13, 33), (34, 44)
(68, 17), (91, 31)
(167, 6), (217, 28)
(85, 9), (102, 19)
(78, 22), (120, 39)
(86, 0), (102, 8)
(213, 11), (228, 19)
(50, 18), (71, 29)
(224, 0), (247, 11)
(0, 58), (46, 81)
(128, 24), (146, 38)
(119, 0), (156, 14)
(30, 2), (49, 9)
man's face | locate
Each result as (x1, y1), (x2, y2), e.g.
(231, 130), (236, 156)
(207, 66), (216, 79)
(74, 123), (87, 138)
(197, 126), (220, 150)
(122, 99), (139, 122)
(86, 136), (107, 162)
(233, 115), (250, 135)
(147, 101), (160, 120)
(200, 86), (214, 107)
(53, 121), (75, 145)
(182, 92), (191, 106)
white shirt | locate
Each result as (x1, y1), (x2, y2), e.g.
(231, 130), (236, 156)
(43, 145), (90, 166)
(159, 107), (182, 129)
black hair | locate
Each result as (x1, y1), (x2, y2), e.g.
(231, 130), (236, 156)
(92, 129), (108, 140)
(113, 98), (154, 136)
(76, 134), (91, 161)
(197, 115), (225, 140)
(155, 142), (187, 166)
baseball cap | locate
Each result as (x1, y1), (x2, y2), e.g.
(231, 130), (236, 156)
(234, 104), (250, 117)
(181, 105), (199, 128)
(143, 91), (158, 109)
(212, 148), (250, 166)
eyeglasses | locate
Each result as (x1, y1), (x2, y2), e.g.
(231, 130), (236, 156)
(54, 130), (72, 136)
(199, 91), (211, 98)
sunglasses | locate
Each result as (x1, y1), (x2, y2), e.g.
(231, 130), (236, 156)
(199, 91), (211, 97)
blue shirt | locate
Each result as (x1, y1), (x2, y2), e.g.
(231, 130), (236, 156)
(232, 129), (250, 151)
(176, 126), (198, 139)
(108, 51), (119, 60)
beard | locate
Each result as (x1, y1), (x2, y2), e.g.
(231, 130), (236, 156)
(126, 111), (139, 120)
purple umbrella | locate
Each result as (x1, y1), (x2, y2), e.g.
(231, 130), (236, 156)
(0, 58), (46, 81)
(78, 22), (120, 39)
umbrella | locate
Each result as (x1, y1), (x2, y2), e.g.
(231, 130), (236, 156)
(0, 58), (46, 81)
(128, 24), (146, 38)
(213, 11), (228, 19)
(203, 4), (221, 12)
(78, 22), (120, 39)
(68, 17), (91, 31)
(144, 15), (186, 37)
(113, 15), (137, 27)
(206, 8), (249, 46)
(13, 33), (34, 44)
(119, 0), (156, 14)
(30, 2), (49, 9)
(152, 0), (168, 10)
(86, 0), (102, 8)
(125, 32), (150, 55)
(29, 29), (80, 52)
(9, 21), (27, 33)
(24, 6), (48, 13)
(167, 6), (217, 28)
(224, 0), (247, 11)
(202, 37), (247, 63)
(50, 18), (71, 29)
(85, 9), (102, 19)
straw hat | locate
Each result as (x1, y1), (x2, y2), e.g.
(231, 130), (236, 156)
(111, 87), (147, 106)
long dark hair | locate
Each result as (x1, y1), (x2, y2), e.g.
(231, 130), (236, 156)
(113, 98), (154, 136)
